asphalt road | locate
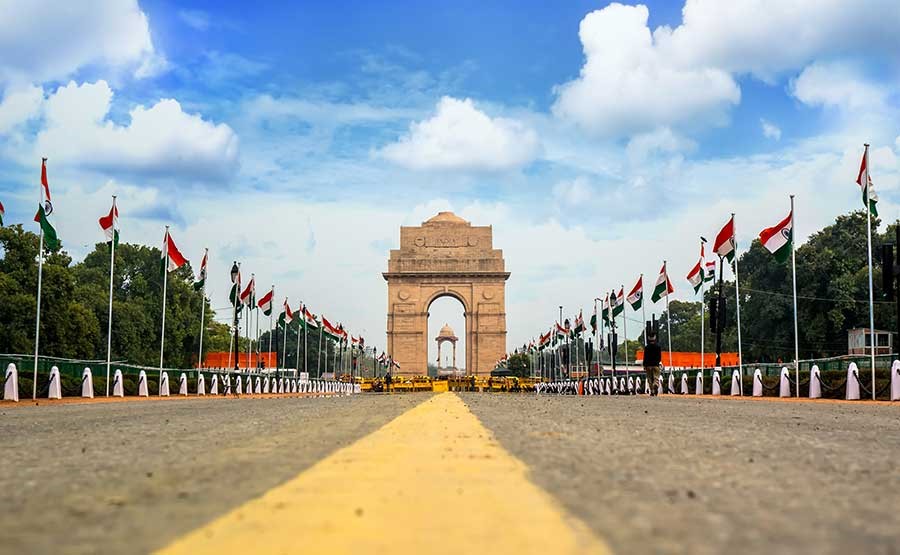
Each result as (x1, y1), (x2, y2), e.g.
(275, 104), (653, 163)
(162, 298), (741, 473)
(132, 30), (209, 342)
(1, 393), (898, 554)
(0, 395), (424, 555)
(462, 394), (900, 555)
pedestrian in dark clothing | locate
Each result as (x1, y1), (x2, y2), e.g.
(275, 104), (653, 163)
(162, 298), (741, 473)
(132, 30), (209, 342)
(643, 334), (663, 396)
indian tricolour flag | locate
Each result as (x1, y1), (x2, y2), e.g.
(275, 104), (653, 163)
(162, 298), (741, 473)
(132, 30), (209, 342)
(713, 216), (735, 262)
(322, 316), (342, 340)
(302, 307), (318, 329)
(857, 146), (878, 216)
(651, 262), (674, 303)
(612, 287), (625, 317)
(98, 200), (119, 245)
(257, 287), (274, 316)
(279, 299), (294, 326)
(759, 210), (793, 262)
(0, 200), (5, 226)
(193, 250), (207, 291)
(627, 276), (643, 309)
(162, 229), (187, 272)
(240, 275), (256, 307)
(687, 260), (703, 293)
(705, 261), (715, 282)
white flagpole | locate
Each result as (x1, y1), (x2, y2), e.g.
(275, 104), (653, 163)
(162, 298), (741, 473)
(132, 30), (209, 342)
(296, 303), (303, 372)
(197, 248), (208, 371)
(105, 196), (117, 396)
(641, 274), (647, 347)
(160, 226), (170, 377)
(267, 285), (274, 369)
(246, 274), (254, 371)
(317, 324), (323, 378)
(700, 240), (706, 376)
(282, 299), (288, 372)
(732, 213), (745, 382)
(32, 159), (47, 400)
(303, 307), (309, 377)
(664, 260), (673, 369)
(622, 285), (628, 374)
(864, 144), (876, 400)
(790, 196), (800, 397)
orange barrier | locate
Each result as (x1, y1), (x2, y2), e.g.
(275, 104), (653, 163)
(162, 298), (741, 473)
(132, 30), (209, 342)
(202, 351), (277, 369)
(633, 350), (739, 367)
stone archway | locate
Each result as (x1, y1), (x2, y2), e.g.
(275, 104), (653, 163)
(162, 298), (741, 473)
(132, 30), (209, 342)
(384, 211), (509, 376)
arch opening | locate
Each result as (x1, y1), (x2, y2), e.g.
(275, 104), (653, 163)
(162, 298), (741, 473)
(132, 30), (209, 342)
(427, 295), (466, 377)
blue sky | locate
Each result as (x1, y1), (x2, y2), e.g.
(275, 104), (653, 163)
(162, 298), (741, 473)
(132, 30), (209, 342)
(1, 0), (899, 366)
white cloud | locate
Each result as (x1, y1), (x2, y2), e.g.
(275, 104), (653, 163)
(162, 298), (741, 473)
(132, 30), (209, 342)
(761, 119), (781, 141)
(790, 62), (888, 112)
(178, 9), (210, 31)
(656, 0), (900, 81)
(626, 127), (696, 163)
(552, 177), (594, 208)
(0, 0), (164, 84)
(552, 3), (740, 137)
(34, 81), (239, 181)
(0, 84), (43, 134)
(379, 96), (540, 171)
(245, 94), (417, 127)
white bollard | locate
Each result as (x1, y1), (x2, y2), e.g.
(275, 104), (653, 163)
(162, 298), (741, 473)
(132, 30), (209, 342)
(752, 369), (763, 397)
(255, 376), (262, 394)
(138, 370), (149, 397)
(779, 367), (790, 398)
(892, 360), (900, 401)
(47, 366), (62, 399)
(197, 374), (206, 396)
(292, 379), (297, 393)
(712, 370), (721, 396)
(845, 363), (860, 400)
(730, 370), (741, 396)
(210, 374), (219, 395)
(657, 375), (663, 395)
(245, 375), (252, 394)
(635, 376), (643, 393)
(178, 373), (188, 396)
(112, 369), (124, 397)
(279, 378), (285, 394)
(159, 371), (170, 397)
(235, 374), (243, 395)
(263, 377), (270, 394)
(4, 363), (19, 402)
(809, 365), (822, 399)
(695, 372), (703, 395)
(225, 374), (232, 395)
(680, 373), (688, 394)
(627, 376), (635, 394)
(81, 367), (94, 398)
(668, 373), (675, 394)
(619, 377), (627, 392)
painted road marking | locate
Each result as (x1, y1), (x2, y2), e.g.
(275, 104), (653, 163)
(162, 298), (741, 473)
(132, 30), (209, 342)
(156, 392), (611, 554)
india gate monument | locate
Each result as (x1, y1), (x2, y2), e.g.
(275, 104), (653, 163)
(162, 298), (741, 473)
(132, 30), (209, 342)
(384, 211), (509, 376)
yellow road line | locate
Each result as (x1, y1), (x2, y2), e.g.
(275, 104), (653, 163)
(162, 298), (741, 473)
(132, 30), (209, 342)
(156, 392), (611, 554)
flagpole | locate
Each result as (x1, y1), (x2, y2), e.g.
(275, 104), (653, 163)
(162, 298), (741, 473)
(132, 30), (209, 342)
(303, 305), (309, 377)
(700, 239), (705, 376)
(622, 285), (628, 376)
(160, 227), (170, 378)
(317, 325), (323, 378)
(197, 248), (208, 372)
(732, 213), (745, 384)
(282, 299), (288, 373)
(296, 303), (303, 372)
(246, 274), (254, 371)
(268, 286), (274, 369)
(641, 274), (647, 347)
(790, 196), (800, 397)
(664, 260), (673, 369)
(864, 144), (876, 400)
(31, 217), (44, 400)
(103, 197), (118, 395)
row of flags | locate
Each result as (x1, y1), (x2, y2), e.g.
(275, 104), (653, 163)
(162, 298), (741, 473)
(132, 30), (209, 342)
(515, 146), (880, 382)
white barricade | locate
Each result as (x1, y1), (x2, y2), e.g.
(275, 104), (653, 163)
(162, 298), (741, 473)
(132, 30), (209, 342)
(752, 369), (763, 396)
(159, 372), (170, 397)
(263, 377), (270, 394)
(255, 376), (262, 394)
(846, 363), (860, 400)
(235, 374), (243, 395)
(892, 360), (900, 401)
(730, 370), (741, 396)
(224, 375), (231, 395)
(627, 376), (634, 394)
(179, 373), (188, 396)
(619, 377), (626, 392)
(47, 366), (62, 399)
(138, 370), (149, 397)
(197, 373), (206, 395)
(210, 374), (219, 395)
(695, 372), (703, 395)
(712, 370), (721, 396)
(809, 365), (822, 399)
(779, 367), (790, 398)
(668, 373), (675, 394)
(657, 376), (663, 395)
(245, 375), (252, 394)
(4, 363), (18, 402)
(635, 376), (643, 393)
(112, 369), (124, 397)
(81, 367), (94, 398)
(680, 373), (688, 394)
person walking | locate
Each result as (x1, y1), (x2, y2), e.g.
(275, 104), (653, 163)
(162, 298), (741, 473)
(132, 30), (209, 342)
(643, 334), (663, 396)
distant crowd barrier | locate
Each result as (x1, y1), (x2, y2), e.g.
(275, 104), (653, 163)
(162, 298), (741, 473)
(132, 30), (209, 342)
(1, 362), (361, 403)
(536, 360), (900, 401)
